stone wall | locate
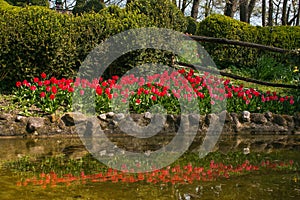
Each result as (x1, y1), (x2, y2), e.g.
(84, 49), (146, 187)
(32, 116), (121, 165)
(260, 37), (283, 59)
(0, 111), (300, 153)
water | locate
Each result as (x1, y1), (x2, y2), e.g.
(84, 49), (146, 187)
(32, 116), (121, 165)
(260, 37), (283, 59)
(0, 137), (300, 200)
(1, 170), (299, 199)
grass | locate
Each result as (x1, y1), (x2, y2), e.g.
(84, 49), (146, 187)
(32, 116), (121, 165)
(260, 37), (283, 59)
(0, 94), (19, 114)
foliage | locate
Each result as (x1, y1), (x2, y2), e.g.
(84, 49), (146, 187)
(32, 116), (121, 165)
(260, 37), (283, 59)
(0, 3), (150, 91)
(72, 0), (106, 15)
(126, 0), (187, 32)
(107, 0), (189, 79)
(0, 1), (190, 91)
(6, 0), (49, 7)
(185, 16), (198, 35)
(197, 14), (300, 69)
(253, 55), (293, 82)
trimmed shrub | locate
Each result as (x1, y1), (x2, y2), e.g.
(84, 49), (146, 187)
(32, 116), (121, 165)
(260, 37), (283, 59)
(0, 0), (191, 91)
(72, 0), (105, 15)
(185, 16), (198, 35)
(107, 0), (189, 77)
(197, 14), (300, 69)
(0, 5), (77, 89)
(126, 0), (187, 32)
(0, 3), (150, 90)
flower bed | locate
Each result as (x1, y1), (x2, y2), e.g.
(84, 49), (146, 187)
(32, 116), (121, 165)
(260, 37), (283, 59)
(14, 68), (296, 116)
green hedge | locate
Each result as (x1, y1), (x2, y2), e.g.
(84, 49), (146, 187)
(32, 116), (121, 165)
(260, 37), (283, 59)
(185, 16), (198, 35)
(0, 0), (188, 90)
(126, 0), (187, 32)
(197, 14), (300, 69)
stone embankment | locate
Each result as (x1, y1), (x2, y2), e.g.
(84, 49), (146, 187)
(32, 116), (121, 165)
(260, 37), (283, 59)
(0, 111), (299, 153)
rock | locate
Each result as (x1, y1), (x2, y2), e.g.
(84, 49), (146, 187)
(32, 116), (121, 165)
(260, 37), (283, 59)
(114, 113), (125, 121)
(0, 113), (12, 120)
(61, 112), (87, 126)
(144, 112), (152, 119)
(251, 113), (268, 124)
(294, 113), (300, 131)
(107, 112), (115, 117)
(26, 117), (44, 133)
(188, 114), (200, 127)
(205, 113), (219, 125)
(272, 114), (287, 126)
(243, 147), (250, 155)
(230, 113), (242, 132)
(265, 111), (273, 120)
(98, 113), (106, 120)
(15, 115), (27, 124)
(222, 110), (233, 123)
(48, 114), (58, 123)
(283, 115), (295, 130)
(61, 113), (75, 126)
(242, 111), (251, 122)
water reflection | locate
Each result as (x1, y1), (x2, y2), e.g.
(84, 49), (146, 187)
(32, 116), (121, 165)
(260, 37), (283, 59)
(0, 137), (300, 199)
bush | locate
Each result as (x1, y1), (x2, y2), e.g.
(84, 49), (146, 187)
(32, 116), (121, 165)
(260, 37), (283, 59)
(105, 0), (189, 78)
(197, 14), (300, 69)
(0, 3), (150, 90)
(6, 0), (49, 7)
(0, 1), (191, 91)
(185, 16), (198, 35)
(0, 5), (77, 91)
(126, 0), (187, 32)
(72, 0), (105, 15)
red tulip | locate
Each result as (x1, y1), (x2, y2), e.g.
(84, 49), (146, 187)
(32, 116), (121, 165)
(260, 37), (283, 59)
(16, 81), (22, 87)
(49, 94), (55, 100)
(279, 97), (285, 102)
(41, 72), (47, 79)
(33, 77), (39, 83)
(30, 85), (37, 91)
(51, 86), (57, 94)
(151, 95), (157, 101)
(40, 92), (46, 98)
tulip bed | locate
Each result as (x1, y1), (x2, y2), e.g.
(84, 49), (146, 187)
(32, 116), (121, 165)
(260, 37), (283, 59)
(14, 68), (296, 116)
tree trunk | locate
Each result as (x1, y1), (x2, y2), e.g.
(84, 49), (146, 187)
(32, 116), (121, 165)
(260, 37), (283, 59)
(274, 0), (280, 25)
(204, 0), (212, 17)
(247, 0), (256, 23)
(281, 0), (288, 25)
(262, 0), (266, 26)
(296, 0), (300, 25)
(191, 0), (201, 19)
(181, 0), (187, 13)
(239, 0), (248, 22)
(224, 0), (238, 18)
(267, 0), (273, 26)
